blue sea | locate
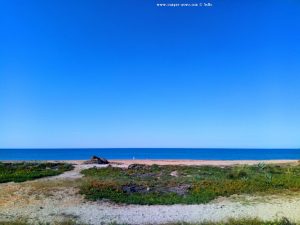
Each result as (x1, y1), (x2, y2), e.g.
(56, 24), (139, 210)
(0, 148), (300, 160)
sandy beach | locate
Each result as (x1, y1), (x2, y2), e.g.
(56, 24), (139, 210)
(36, 159), (299, 167)
(110, 159), (299, 167)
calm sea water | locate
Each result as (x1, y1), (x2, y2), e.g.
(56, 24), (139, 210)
(0, 148), (300, 160)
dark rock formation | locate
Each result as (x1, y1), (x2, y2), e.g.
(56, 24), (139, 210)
(84, 156), (109, 164)
(121, 184), (150, 194)
(128, 164), (149, 170)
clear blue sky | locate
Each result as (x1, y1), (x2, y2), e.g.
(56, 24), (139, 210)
(1, 0), (300, 148)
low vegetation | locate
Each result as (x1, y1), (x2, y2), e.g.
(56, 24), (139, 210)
(80, 162), (300, 205)
(0, 162), (73, 183)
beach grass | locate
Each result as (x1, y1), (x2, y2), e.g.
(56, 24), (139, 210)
(0, 162), (73, 183)
(80, 162), (300, 205)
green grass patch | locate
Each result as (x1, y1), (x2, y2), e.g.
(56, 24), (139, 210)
(0, 162), (73, 183)
(80, 162), (300, 205)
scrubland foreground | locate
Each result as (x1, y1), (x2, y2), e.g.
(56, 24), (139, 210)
(1, 161), (300, 224)
(80, 162), (300, 204)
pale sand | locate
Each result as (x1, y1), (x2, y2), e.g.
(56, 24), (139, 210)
(42, 159), (299, 167)
(3, 159), (298, 167)
(110, 159), (299, 167)
(0, 160), (300, 224)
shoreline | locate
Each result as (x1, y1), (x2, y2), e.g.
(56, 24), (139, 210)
(111, 159), (299, 166)
(1, 159), (298, 167)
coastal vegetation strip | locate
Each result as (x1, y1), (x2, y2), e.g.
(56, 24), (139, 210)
(80, 162), (300, 205)
(0, 162), (73, 183)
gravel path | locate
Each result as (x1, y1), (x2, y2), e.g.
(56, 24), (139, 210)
(1, 161), (300, 224)
(2, 188), (300, 225)
(66, 196), (300, 224)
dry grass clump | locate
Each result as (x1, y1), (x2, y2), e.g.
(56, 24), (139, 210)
(27, 179), (81, 196)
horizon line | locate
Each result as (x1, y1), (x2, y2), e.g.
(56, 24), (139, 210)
(0, 147), (300, 150)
